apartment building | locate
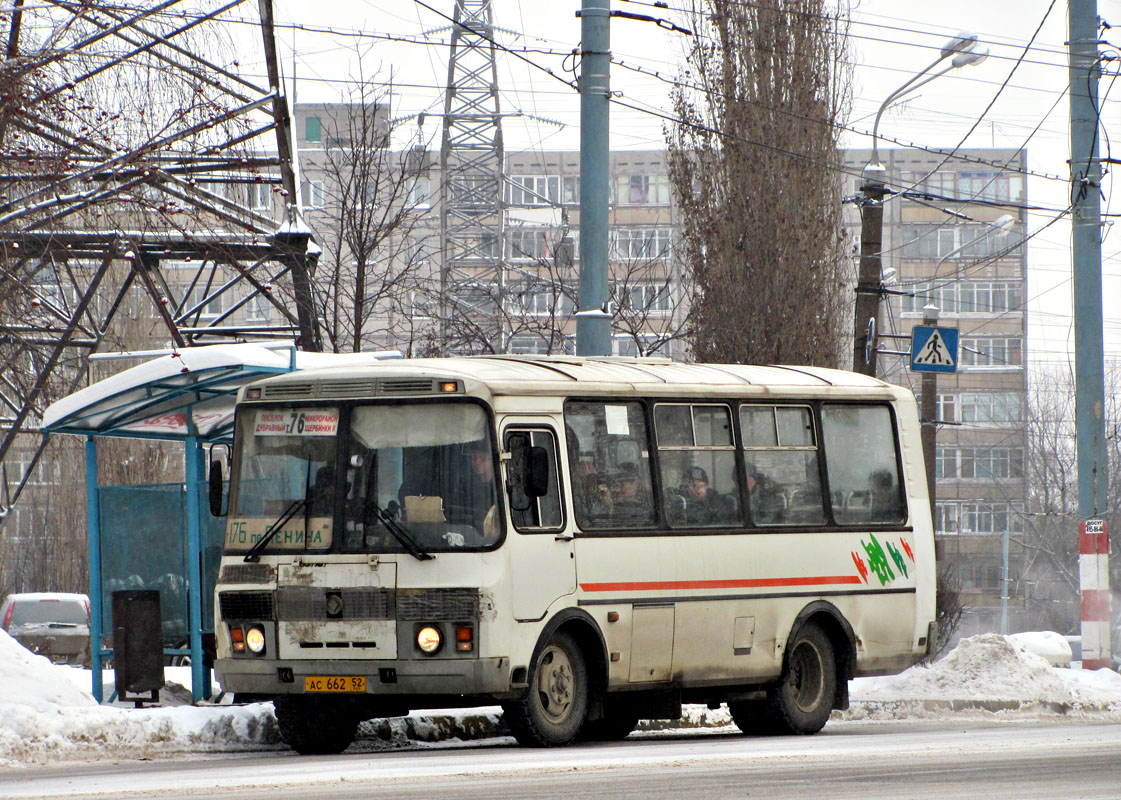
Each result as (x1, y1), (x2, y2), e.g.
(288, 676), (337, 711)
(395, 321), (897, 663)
(844, 148), (1030, 636)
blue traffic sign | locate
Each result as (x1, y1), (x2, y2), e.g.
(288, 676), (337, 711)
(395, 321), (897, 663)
(911, 325), (958, 373)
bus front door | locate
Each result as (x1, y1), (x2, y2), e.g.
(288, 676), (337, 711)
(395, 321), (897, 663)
(503, 425), (575, 621)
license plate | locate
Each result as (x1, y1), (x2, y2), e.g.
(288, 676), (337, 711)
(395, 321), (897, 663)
(304, 675), (366, 693)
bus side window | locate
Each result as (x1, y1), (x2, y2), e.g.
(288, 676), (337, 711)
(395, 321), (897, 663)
(656, 403), (740, 528)
(564, 401), (655, 529)
(505, 428), (564, 531)
(821, 404), (906, 526)
(740, 404), (825, 526)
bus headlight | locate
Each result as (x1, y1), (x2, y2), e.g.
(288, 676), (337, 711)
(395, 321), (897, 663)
(416, 625), (442, 655)
(245, 625), (266, 656)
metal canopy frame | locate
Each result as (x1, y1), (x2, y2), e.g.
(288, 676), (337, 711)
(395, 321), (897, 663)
(41, 343), (300, 702)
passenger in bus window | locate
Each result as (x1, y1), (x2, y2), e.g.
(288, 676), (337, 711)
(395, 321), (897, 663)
(465, 440), (499, 540)
(679, 465), (732, 525)
(868, 469), (901, 523)
(611, 462), (650, 522)
(746, 461), (783, 524)
(308, 464), (336, 515)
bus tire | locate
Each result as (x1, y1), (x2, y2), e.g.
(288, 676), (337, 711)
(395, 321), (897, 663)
(503, 631), (588, 747)
(764, 622), (836, 735)
(576, 700), (639, 741)
(273, 696), (358, 755)
(727, 698), (779, 736)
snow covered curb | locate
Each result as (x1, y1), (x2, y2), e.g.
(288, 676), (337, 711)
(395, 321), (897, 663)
(4, 631), (1121, 765)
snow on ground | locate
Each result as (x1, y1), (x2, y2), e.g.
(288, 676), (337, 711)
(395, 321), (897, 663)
(2, 629), (1120, 767)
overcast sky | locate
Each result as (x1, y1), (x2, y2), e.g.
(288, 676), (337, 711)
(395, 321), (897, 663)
(271, 1), (1121, 376)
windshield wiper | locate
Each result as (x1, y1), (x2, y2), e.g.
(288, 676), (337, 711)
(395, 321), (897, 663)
(244, 497), (307, 563)
(370, 502), (433, 561)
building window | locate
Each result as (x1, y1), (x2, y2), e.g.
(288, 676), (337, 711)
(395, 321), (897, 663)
(900, 223), (1019, 261)
(960, 502), (1024, 535)
(508, 228), (552, 261)
(508, 175), (560, 206)
(959, 336), (1022, 369)
(936, 393), (956, 424)
(612, 334), (668, 357)
(301, 180), (324, 209)
(960, 392), (1022, 424)
(186, 285), (222, 319)
(409, 176), (430, 207)
(306, 116), (321, 143)
(937, 501), (1023, 536)
(452, 233), (499, 260)
(563, 175), (580, 204)
(610, 281), (671, 315)
(506, 282), (573, 317)
(958, 447), (1024, 480)
(903, 281), (1022, 315)
(934, 502), (959, 535)
(245, 293), (271, 322)
(616, 173), (671, 205)
(613, 227), (673, 260)
(509, 335), (552, 354)
(935, 446), (956, 479)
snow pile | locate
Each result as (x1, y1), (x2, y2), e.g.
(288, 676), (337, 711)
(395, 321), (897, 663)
(850, 633), (1121, 712)
(0, 630), (279, 766)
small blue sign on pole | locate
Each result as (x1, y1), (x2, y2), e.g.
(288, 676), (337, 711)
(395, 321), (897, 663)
(911, 325), (958, 373)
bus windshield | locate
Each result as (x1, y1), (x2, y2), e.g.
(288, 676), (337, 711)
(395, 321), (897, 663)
(225, 407), (340, 555)
(224, 401), (500, 556)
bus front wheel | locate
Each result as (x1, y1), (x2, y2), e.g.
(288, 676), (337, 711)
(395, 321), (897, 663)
(503, 631), (588, 747)
(764, 622), (836, 735)
(274, 696), (359, 755)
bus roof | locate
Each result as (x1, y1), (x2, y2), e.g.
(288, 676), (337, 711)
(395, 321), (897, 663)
(245, 355), (911, 402)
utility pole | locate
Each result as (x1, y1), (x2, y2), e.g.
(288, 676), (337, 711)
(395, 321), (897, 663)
(853, 162), (886, 376)
(920, 305), (939, 522)
(1069, 0), (1111, 669)
(575, 0), (612, 356)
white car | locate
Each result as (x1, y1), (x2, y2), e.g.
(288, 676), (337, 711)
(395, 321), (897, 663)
(0, 592), (91, 667)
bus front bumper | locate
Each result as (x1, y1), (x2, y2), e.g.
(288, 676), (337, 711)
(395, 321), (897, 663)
(215, 656), (515, 699)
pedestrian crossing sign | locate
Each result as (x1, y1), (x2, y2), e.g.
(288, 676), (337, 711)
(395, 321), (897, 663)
(910, 325), (958, 373)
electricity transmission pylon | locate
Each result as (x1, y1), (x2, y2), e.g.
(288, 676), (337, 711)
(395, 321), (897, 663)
(437, 0), (507, 354)
(0, 0), (312, 523)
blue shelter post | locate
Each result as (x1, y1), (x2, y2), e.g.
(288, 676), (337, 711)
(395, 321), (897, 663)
(84, 436), (104, 702)
(184, 435), (207, 701)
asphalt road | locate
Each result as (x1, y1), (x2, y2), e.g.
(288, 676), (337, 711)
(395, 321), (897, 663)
(4, 719), (1121, 800)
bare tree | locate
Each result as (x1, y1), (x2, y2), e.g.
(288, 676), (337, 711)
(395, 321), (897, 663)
(666, 0), (851, 366)
(306, 63), (436, 354)
(1016, 364), (1121, 634)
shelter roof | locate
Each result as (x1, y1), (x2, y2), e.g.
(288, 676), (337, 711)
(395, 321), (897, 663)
(41, 343), (398, 442)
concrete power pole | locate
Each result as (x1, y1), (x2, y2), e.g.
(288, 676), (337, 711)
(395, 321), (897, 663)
(1069, 0), (1111, 669)
(575, 0), (612, 356)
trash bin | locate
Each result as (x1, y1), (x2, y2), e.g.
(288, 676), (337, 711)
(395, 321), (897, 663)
(111, 590), (164, 705)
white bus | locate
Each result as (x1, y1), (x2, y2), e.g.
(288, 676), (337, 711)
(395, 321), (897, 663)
(211, 356), (935, 753)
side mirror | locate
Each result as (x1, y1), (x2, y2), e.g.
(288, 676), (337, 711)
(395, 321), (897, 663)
(208, 460), (226, 517)
(506, 434), (551, 510)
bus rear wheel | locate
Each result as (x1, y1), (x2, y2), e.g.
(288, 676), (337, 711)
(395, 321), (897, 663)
(764, 622), (836, 735)
(273, 696), (359, 755)
(503, 631), (588, 747)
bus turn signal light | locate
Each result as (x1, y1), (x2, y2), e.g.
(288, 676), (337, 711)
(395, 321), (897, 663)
(455, 624), (473, 652)
(230, 626), (245, 653)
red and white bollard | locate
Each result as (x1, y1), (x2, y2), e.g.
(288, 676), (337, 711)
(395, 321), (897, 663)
(1079, 518), (1111, 670)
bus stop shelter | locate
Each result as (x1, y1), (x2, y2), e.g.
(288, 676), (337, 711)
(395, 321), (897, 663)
(40, 342), (398, 702)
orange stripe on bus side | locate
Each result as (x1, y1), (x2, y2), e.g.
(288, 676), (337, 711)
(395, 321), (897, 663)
(578, 575), (864, 592)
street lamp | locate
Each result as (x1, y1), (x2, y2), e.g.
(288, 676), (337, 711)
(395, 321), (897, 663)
(852, 32), (989, 377)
